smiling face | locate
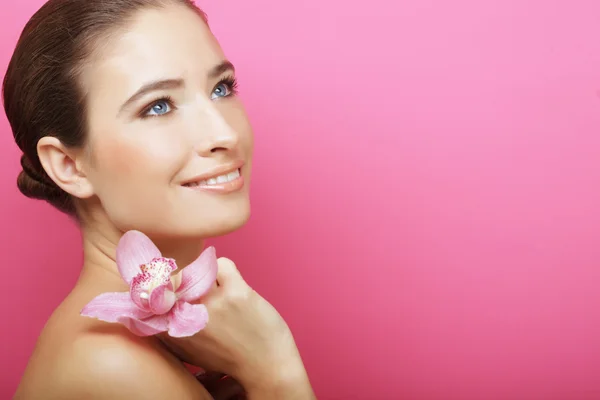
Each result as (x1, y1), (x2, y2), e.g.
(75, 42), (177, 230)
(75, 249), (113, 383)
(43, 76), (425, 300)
(75, 4), (253, 238)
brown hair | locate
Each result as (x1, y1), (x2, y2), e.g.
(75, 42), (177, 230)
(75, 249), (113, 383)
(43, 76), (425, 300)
(2, 0), (207, 215)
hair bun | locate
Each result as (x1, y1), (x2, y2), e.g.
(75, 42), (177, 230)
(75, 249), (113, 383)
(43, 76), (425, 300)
(17, 154), (55, 198)
(16, 154), (73, 215)
(17, 168), (49, 200)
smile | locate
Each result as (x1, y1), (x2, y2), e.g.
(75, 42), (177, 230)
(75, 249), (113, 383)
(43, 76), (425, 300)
(182, 163), (245, 194)
(184, 168), (241, 187)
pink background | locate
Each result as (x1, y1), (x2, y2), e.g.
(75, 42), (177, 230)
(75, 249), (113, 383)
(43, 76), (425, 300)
(2, 0), (600, 399)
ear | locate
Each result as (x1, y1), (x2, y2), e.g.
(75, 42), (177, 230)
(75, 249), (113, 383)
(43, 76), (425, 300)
(37, 136), (95, 199)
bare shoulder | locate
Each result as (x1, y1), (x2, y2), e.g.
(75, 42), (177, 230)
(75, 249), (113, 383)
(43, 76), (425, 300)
(72, 331), (211, 399)
(15, 294), (211, 400)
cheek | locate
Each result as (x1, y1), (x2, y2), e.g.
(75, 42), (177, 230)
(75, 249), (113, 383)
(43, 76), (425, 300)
(88, 131), (187, 195)
(85, 132), (189, 230)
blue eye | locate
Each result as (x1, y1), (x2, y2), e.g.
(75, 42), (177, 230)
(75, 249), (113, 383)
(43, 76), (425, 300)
(211, 77), (238, 100)
(211, 83), (231, 99)
(144, 99), (172, 117)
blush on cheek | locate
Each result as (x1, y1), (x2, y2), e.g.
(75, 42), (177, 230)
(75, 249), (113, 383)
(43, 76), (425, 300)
(89, 133), (184, 201)
(90, 137), (139, 176)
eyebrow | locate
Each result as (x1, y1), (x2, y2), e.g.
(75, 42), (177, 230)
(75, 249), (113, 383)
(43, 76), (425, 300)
(209, 60), (235, 79)
(118, 60), (236, 113)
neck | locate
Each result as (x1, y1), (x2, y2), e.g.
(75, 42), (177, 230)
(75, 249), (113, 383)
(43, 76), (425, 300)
(77, 207), (206, 287)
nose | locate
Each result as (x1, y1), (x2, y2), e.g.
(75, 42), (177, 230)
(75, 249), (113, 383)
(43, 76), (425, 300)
(193, 103), (240, 157)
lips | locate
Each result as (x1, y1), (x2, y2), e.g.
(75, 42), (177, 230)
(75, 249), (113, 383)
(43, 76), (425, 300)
(183, 168), (241, 187)
(181, 159), (244, 187)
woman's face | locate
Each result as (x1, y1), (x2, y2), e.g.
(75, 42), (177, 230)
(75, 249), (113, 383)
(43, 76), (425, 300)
(78, 4), (253, 238)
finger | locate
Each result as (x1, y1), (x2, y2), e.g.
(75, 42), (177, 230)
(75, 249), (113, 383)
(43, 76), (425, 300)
(186, 280), (219, 305)
(190, 259), (235, 305)
(216, 257), (245, 288)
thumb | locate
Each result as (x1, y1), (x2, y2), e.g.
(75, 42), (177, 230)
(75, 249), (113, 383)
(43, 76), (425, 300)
(216, 257), (246, 288)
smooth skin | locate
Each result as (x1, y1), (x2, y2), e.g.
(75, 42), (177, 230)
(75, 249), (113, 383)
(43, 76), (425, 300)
(14, 4), (315, 400)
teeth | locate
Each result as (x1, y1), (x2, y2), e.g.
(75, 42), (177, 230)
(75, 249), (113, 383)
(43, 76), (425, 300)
(186, 169), (240, 187)
(227, 171), (239, 180)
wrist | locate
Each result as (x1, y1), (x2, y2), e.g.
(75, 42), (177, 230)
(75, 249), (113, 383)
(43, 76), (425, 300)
(243, 358), (315, 400)
(232, 337), (315, 399)
(235, 346), (302, 385)
(233, 328), (299, 383)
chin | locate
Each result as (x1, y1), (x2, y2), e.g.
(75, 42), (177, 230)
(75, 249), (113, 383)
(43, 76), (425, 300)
(103, 192), (252, 240)
(204, 209), (251, 237)
(177, 202), (251, 239)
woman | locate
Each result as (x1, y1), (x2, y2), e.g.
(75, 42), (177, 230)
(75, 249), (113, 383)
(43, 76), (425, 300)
(3, 0), (316, 399)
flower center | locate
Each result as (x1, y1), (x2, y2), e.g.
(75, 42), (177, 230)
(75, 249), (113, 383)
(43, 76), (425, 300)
(137, 257), (177, 299)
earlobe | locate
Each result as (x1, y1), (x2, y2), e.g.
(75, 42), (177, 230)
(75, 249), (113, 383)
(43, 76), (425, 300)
(36, 137), (95, 199)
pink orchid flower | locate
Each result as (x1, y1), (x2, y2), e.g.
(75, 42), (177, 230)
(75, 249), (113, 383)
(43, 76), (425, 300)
(81, 230), (217, 337)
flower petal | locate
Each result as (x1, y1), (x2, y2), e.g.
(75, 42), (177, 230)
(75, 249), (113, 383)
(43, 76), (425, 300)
(81, 292), (153, 322)
(168, 301), (209, 338)
(116, 230), (162, 284)
(149, 284), (177, 315)
(176, 246), (218, 302)
(80, 292), (170, 337)
(117, 314), (170, 337)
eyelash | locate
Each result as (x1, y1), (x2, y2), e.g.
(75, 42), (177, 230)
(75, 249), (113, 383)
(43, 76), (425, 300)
(139, 75), (239, 119)
(222, 75), (239, 95)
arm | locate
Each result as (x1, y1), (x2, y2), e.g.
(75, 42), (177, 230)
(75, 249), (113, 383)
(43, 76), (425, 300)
(244, 368), (316, 400)
(195, 349), (316, 399)
(237, 349), (317, 400)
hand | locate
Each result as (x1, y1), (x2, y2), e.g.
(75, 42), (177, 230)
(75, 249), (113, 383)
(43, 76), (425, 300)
(159, 257), (309, 390)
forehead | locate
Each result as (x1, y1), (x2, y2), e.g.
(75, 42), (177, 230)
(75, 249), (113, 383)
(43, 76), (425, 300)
(81, 4), (225, 99)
